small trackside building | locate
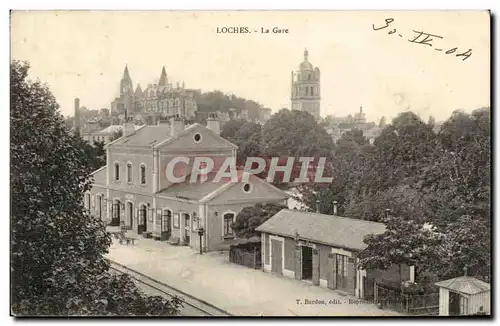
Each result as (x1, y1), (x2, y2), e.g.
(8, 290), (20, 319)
(256, 209), (407, 299)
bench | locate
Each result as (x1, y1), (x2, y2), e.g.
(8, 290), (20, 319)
(118, 233), (137, 245)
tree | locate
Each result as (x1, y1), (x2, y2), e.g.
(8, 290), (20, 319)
(11, 61), (181, 316)
(220, 119), (262, 166)
(379, 116), (386, 128)
(110, 129), (123, 142)
(358, 216), (443, 282)
(298, 128), (371, 215)
(437, 215), (491, 280)
(260, 109), (334, 158)
(84, 140), (106, 171)
(343, 185), (434, 222)
(232, 203), (287, 239)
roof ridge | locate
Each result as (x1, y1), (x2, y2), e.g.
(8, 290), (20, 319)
(281, 209), (386, 226)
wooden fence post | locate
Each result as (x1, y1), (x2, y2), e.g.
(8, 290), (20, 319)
(374, 282), (378, 304)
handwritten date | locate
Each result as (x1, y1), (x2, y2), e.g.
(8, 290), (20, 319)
(372, 18), (472, 61)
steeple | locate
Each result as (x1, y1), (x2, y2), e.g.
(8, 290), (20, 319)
(304, 48), (309, 61)
(120, 64), (133, 95)
(123, 64), (131, 81)
(158, 66), (168, 86)
(135, 83), (143, 96)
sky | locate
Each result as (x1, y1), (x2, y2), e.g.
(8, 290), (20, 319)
(10, 10), (490, 122)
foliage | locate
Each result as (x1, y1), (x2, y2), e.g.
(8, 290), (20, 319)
(232, 203), (287, 239)
(220, 119), (262, 166)
(260, 109), (334, 158)
(10, 61), (181, 316)
(83, 140), (106, 171)
(110, 129), (123, 142)
(437, 215), (491, 280)
(357, 216), (443, 281)
(192, 90), (263, 121)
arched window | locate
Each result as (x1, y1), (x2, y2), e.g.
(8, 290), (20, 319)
(112, 199), (121, 224)
(223, 213), (235, 236)
(114, 162), (120, 181)
(161, 209), (172, 232)
(308, 74), (311, 80)
(140, 164), (147, 185)
(310, 86), (314, 96)
(127, 163), (132, 183)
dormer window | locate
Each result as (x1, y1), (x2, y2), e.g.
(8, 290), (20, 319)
(114, 162), (120, 181)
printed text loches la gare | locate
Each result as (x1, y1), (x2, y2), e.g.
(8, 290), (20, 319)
(216, 26), (289, 34)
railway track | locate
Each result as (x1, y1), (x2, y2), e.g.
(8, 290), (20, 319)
(107, 259), (232, 317)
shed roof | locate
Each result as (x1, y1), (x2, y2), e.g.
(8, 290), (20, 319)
(435, 276), (490, 295)
(255, 209), (386, 251)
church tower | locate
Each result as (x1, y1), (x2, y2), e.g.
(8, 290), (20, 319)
(120, 65), (134, 96)
(119, 65), (134, 116)
(291, 49), (321, 120)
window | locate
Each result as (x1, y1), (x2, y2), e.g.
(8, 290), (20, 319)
(138, 205), (147, 225)
(113, 201), (121, 220)
(140, 164), (146, 185)
(114, 163), (120, 181)
(305, 87), (309, 96)
(336, 254), (349, 277)
(193, 133), (201, 143)
(223, 213), (235, 236)
(127, 163), (132, 183)
(161, 210), (172, 232)
(192, 214), (199, 231)
(243, 183), (252, 193)
(173, 213), (180, 228)
(96, 195), (102, 219)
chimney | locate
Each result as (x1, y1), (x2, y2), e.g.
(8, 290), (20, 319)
(207, 113), (221, 135)
(122, 111), (135, 137)
(332, 201), (338, 215)
(170, 115), (184, 137)
(74, 98), (81, 134)
(316, 200), (321, 213)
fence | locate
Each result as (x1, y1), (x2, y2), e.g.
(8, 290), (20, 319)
(374, 282), (439, 315)
(229, 243), (261, 269)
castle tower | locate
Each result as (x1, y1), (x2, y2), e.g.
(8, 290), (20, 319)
(290, 49), (321, 120)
